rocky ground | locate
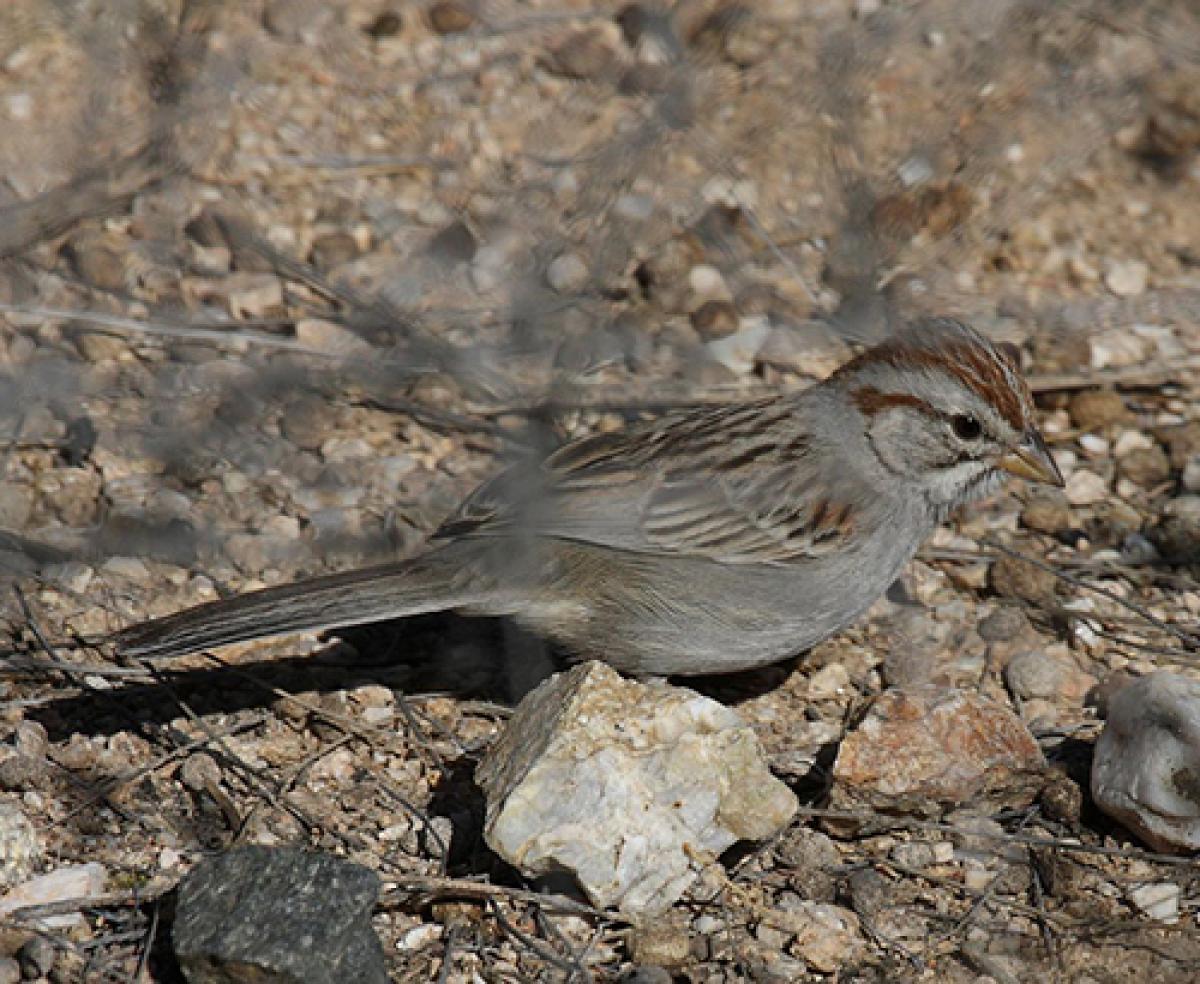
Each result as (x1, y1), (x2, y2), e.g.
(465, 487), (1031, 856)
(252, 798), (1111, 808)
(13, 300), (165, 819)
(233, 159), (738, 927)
(0, 0), (1197, 980)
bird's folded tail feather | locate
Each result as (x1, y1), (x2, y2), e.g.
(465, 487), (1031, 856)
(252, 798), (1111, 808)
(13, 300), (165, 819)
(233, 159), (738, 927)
(114, 545), (495, 659)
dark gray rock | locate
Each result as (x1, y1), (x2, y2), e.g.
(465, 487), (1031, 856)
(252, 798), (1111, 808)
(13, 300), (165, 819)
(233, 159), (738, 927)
(173, 846), (386, 984)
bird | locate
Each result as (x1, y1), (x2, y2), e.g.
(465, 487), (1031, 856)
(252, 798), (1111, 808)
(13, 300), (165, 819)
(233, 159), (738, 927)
(116, 317), (1063, 677)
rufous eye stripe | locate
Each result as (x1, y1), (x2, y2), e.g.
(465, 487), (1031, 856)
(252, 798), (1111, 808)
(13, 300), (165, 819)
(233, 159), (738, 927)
(850, 386), (939, 418)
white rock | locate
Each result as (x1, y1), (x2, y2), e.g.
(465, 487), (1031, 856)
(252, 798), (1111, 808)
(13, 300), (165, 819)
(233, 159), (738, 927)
(688, 264), (728, 299)
(546, 253), (588, 293)
(0, 801), (39, 892)
(476, 662), (797, 916)
(1112, 429), (1154, 458)
(1104, 259), (1148, 298)
(0, 863), (107, 929)
(1128, 882), (1180, 923)
(705, 316), (772, 375)
(1078, 433), (1109, 459)
(1064, 469), (1108, 506)
(897, 156), (934, 187)
(1115, 477), (1142, 501)
(1089, 328), (1149, 370)
(1091, 673), (1200, 853)
(396, 923), (442, 952)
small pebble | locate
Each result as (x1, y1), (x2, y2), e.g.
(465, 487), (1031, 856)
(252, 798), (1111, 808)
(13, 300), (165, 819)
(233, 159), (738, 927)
(544, 27), (619, 81)
(0, 483), (34, 529)
(1089, 329), (1149, 370)
(1103, 259), (1148, 298)
(365, 10), (403, 38)
(1181, 458), (1200, 493)
(1078, 433), (1109, 458)
(688, 264), (728, 298)
(101, 557), (151, 581)
(627, 916), (691, 968)
(1064, 469), (1109, 506)
(395, 923), (442, 952)
(428, 0), (474, 33)
(989, 553), (1057, 605)
(1020, 494), (1071, 536)
(1112, 429), (1154, 457)
(807, 662), (851, 699)
(1128, 882), (1180, 923)
(1004, 650), (1068, 701)
(546, 253), (589, 293)
(1117, 446), (1170, 487)
(890, 841), (938, 868)
(977, 605), (1029, 642)
(705, 317), (771, 375)
(690, 299), (739, 340)
(1068, 390), (1128, 430)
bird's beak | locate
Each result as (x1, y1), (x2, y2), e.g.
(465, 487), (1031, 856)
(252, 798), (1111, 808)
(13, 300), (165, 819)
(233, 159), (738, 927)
(999, 429), (1064, 487)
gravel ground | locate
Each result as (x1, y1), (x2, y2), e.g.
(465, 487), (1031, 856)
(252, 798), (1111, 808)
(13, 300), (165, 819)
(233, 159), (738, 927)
(0, 0), (1197, 980)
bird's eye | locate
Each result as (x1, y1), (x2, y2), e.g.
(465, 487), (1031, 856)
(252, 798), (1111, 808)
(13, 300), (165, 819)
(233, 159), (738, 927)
(951, 414), (982, 440)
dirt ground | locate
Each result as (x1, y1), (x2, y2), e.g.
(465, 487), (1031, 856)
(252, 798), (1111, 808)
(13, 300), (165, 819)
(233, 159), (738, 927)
(0, 0), (1197, 980)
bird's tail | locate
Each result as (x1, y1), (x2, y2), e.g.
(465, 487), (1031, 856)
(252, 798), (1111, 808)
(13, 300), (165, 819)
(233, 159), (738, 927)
(114, 543), (496, 659)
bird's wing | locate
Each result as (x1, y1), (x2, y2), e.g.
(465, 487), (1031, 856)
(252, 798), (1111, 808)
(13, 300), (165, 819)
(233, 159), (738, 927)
(434, 399), (861, 566)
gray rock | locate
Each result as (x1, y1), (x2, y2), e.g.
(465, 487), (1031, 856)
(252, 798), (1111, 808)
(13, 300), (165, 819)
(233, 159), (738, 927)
(173, 847), (386, 984)
(1004, 649), (1069, 701)
(1091, 673), (1200, 853)
(977, 605), (1029, 643)
(1148, 496), (1200, 564)
(0, 482), (34, 529)
(62, 230), (129, 291)
(17, 935), (55, 979)
(774, 827), (840, 902)
(543, 27), (621, 80)
(476, 662), (797, 916)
